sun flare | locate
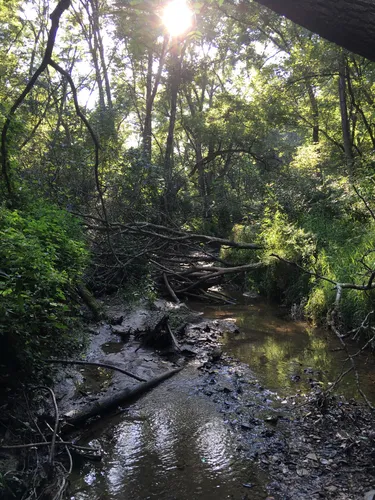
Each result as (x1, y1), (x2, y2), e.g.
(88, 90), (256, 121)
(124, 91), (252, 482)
(162, 0), (193, 37)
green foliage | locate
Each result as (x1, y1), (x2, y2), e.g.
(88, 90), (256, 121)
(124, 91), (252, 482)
(256, 209), (315, 303)
(222, 210), (316, 303)
(305, 221), (375, 329)
(0, 202), (89, 384)
(260, 209), (316, 263)
(221, 223), (259, 265)
(3, 0), (375, 341)
(106, 148), (161, 220)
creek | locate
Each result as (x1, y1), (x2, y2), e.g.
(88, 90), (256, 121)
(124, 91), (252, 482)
(191, 296), (375, 403)
(69, 296), (375, 499)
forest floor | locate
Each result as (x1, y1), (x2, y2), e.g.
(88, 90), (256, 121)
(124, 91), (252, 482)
(1, 298), (375, 499)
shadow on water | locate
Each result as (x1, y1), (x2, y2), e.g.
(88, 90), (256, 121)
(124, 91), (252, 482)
(192, 296), (375, 403)
(70, 366), (268, 500)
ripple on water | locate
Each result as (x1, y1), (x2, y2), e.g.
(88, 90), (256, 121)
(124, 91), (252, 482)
(69, 367), (267, 500)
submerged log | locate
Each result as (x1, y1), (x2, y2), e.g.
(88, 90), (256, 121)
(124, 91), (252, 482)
(63, 367), (183, 428)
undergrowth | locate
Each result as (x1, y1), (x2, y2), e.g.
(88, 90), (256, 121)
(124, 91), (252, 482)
(0, 201), (89, 386)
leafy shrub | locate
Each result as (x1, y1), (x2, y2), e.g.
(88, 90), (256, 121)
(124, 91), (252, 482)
(0, 202), (89, 384)
(257, 209), (316, 303)
(221, 211), (316, 303)
(305, 224), (375, 329)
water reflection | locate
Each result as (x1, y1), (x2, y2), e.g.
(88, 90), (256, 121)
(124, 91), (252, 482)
(196, 299), (375, 402)
(70, 367), (267, 499)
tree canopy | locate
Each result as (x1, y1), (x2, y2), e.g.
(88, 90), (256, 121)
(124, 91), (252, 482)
(1, 0), (375, 381)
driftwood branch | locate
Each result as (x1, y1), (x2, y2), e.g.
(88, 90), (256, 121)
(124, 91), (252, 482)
(163, 272), (180, 303)
(74, 212), (264, 300)
(0, 441), (99, 452)
(33, 386), (59, 471)
(46, 359), (147, 382)
(165, 320), (181, 352)
(76, 283), (104, 321)
(176, 262), (264, 294)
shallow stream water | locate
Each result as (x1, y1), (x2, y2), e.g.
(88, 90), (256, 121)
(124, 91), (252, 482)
(70, 297), (375, 499)
(191, 297), (375, 402)
(70, 364), (268, 499)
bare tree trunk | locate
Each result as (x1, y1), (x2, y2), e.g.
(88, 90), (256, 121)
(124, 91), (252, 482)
(93, 0), (112, 110)
(183, 87), (211, 223)
(346, 60), (375, 150)
(306, 81), (319, 144)
(164, 40), (184, 215)
(91, 0), (115, 137)
(143, 50), (153, 161)
(75, 0), (114, 136)
(338, 52), (354, 177)
(142, 37), (168, 162)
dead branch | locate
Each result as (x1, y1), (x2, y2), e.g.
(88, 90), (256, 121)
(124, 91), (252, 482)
(75, 212), (263, 299)
(0, 441), (99, 452)
(45, 359), (147, 382)
(176, 262), (264, 293)
(348, 310), (374, 340)
(79, 215), (263, 249)
(163, 272), (180, 303)
(165, 320), (181, 352)
(353, 184), (375, 222)
(271, 253), (375, 291)
(327, 287), (375, 410)
(33, 387), (59, 472)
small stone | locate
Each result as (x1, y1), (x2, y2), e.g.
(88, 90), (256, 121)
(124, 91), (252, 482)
(211, 347), (222, 361)
(297, 468), (309, 477)
(325, 485), (338, 493)
(111, 325), (129, 335)
(241, 422), (252, 430)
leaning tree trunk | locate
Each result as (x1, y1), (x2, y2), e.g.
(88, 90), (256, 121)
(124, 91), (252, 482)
(253, 0), (375, 62)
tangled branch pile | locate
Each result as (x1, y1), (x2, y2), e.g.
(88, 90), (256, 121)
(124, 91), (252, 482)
(82, 216), (263, 300)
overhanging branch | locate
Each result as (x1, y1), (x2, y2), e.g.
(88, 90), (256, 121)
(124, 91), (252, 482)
(1, 0), (71, 197)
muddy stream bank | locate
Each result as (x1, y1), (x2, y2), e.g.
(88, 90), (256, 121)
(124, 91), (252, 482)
(66, 297), (375, 500)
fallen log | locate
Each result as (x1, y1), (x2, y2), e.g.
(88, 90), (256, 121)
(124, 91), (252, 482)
(76, 283), (104, 321)
(63, 367), (183, 428)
